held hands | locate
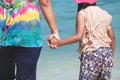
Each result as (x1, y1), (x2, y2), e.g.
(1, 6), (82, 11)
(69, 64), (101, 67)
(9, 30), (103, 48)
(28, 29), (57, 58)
(48, 33), (61, 49)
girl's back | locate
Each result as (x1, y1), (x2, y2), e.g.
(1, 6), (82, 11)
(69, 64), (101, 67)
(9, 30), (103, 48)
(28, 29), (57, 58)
(79, 6), (112, 53)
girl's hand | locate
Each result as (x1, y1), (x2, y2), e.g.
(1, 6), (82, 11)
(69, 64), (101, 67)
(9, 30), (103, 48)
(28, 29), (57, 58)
(112, 57), (114, 67)
(48, 33), (60, 49)
(50, 37), (60, 49)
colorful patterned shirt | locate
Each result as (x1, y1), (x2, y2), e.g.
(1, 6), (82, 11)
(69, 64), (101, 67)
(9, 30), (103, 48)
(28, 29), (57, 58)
(0, 0), (42, 47)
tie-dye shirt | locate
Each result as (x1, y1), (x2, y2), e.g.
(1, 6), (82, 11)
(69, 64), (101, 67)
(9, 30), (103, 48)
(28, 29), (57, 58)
(0, 0), (42, 47)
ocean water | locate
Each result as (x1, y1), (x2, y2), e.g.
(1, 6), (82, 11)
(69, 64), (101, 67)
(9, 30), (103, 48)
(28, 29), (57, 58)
(37, 0), (120, 80)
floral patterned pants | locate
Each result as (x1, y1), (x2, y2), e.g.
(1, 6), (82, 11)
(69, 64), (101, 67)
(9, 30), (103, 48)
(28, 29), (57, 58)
(79, 47), (113, 80)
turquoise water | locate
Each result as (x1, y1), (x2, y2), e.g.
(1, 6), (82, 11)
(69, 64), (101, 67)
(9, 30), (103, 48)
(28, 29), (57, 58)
(37, 0), (120, 80)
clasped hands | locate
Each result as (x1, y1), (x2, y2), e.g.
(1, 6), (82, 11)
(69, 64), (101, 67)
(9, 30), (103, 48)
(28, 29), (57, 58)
(48, 33), (60, 49)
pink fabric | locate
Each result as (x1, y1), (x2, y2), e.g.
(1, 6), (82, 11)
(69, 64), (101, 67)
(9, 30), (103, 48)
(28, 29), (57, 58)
(74, 0), (98, 4)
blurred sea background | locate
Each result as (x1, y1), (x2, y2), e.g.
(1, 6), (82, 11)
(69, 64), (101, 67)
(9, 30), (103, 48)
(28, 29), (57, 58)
(37, 0), (120, 80)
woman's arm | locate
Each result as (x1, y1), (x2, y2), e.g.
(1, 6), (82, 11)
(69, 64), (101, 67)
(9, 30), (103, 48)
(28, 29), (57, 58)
(39, 0), (60, 48)
(39, 0), (59, 35)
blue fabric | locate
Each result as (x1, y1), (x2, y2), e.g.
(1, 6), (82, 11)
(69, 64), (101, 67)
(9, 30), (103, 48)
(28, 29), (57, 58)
(0, 46), (15, 80)
(0, 46), (42, 80)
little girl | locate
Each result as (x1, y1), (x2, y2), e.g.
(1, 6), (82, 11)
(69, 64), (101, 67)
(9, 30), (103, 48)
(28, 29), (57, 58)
(49, 0), (115, 80)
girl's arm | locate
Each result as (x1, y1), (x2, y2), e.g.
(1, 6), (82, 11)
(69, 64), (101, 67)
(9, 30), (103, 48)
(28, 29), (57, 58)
(107, 25), (115, 57)
(51, 13), (85, 47)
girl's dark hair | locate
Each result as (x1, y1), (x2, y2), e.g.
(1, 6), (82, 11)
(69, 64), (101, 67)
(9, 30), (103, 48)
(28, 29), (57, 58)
(77, 4), (83, 12)
(77, 3), (96, 12)
(81, 3), (96, 9)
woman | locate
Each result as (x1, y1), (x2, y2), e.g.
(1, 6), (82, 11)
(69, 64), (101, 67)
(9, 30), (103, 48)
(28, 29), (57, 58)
(0, 0), (59, 80)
